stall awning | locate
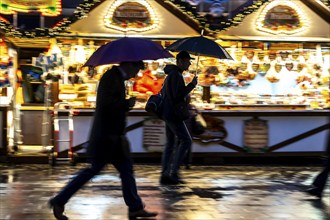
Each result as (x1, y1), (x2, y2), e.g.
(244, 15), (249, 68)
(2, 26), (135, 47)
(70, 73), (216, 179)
(216, 0), (330, 42)
(61, 0), (199, 40)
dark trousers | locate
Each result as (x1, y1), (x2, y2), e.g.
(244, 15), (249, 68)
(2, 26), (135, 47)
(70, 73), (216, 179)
(183, 145), (192, 166)
(312, 157), (330, 192)
(52, 157), (143, 212)
(162, 120), (192, 179)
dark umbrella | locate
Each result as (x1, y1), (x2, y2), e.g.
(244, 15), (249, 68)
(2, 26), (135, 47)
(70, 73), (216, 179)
(84, 37), (173, 67)
(166, 33), (233, 75)
(166, 35), (232, 59)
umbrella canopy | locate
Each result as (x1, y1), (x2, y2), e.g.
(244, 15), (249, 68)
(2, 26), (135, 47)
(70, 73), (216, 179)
(166, 35), (233, 60)
(84, 37), (173, 67)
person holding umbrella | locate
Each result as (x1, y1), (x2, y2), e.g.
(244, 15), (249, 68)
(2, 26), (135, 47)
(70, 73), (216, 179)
(48, 37), (172, 220)
(160, 51), (198, 185)
(49, 61), (157, 220)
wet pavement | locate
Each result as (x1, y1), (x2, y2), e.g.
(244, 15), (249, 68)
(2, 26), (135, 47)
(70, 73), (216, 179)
(0, 163), (329, 220)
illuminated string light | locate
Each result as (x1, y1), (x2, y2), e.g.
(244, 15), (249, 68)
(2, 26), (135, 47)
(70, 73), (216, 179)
(104, 0), (159, 32)
(164, 0), (268, 34)
(256, 0), (309, 35)
(0, 0), (103, 38)
(0, 0), (62, 16)
(0, 0), (296, 38)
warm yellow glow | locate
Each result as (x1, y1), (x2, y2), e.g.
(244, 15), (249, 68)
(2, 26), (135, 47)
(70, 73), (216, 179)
(256, 0), (309, 35)
(0, 0), (62, 16)
(104, 0), (159, 32)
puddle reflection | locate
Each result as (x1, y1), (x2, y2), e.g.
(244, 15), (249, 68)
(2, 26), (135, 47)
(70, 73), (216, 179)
(0, 171), (17, 183)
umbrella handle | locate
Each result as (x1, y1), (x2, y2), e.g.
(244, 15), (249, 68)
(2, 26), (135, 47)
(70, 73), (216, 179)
(195, 54), (200, 76)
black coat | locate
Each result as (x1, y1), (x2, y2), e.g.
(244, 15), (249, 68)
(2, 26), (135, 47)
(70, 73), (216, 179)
(326, 128), (330, 156)
(162, 64), (195, 121)
(87, 66), (131, 161)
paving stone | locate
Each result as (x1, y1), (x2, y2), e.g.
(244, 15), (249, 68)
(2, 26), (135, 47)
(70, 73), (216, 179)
(0, 164), (329, 220)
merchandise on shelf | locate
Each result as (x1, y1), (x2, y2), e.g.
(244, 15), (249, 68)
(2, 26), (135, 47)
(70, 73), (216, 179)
(42, 40), (330, 110)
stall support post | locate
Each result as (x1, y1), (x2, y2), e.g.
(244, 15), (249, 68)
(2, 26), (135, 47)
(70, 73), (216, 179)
(0, 107), (8, 156)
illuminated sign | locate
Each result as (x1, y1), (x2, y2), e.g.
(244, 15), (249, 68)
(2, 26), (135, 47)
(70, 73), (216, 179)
(104, 0), (158, 32)
(0, 38), (11, 70)
(0, 39), (9, 63)
(0, 0), (62, 16)
(256, 1), (308, 35)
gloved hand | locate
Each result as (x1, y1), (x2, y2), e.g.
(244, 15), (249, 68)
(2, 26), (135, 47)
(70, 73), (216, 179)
(191, 76), (198, 86)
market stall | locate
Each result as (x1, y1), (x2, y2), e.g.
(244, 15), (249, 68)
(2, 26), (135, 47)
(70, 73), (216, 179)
(1, 0), (329, 159)
(49, 0), (329, 155)
(4, 0), (200, 155)
(0, 38), (17, 155)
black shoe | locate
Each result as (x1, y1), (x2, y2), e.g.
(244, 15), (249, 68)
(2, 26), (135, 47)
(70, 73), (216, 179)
(178, 179), (186, 184)
(128, 209), (158, 219)
(171, 174), (186, 184)
(160, 175), (179, 185)
(305, 187), (322, 198)
(48, 198), (68, 220)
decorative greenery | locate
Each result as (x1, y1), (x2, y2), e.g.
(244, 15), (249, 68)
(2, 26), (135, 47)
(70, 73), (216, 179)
(0, 0), (327, 38)
(0, 0), (102, 38)
(167, 0), (269, 32)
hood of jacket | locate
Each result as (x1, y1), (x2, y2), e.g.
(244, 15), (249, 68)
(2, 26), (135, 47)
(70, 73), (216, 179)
(164, 64), (182, 75)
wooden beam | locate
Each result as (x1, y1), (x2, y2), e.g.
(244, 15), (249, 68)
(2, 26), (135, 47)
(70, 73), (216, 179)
(219, 140), (246, 152)
(268, 123), (330, 152)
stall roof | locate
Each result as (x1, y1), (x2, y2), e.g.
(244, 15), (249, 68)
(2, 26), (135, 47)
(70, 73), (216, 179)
(1, 0), (202, 48)
(216, 0), (330, 42)
(62, 0), (199, 40)
(1, 0), (329, 48)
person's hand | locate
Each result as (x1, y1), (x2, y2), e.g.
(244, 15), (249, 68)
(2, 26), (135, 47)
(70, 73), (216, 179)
(191, 76), (198, 86)
(128, 97), (136, 108)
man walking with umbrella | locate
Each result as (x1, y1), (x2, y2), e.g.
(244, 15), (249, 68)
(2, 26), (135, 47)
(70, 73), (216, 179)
(160, 51), (198, 184)
(49, 60), (158, 219)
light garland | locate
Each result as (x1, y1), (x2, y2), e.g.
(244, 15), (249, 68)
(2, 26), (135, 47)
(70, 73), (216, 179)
(164, 0), (268, 33)
(0, 0), (62, 17)
(104, 0), (159, 32)
(0, 0), (274, 38)
(0, 0), (103, 38)
(256, 0), (309, 35)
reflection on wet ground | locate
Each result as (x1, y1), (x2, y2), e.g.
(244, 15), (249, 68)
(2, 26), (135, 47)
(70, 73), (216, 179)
(0, 164), (329, 220)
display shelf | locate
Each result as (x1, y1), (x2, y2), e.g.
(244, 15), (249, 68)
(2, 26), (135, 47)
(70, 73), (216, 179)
(213, 104), (308, 110)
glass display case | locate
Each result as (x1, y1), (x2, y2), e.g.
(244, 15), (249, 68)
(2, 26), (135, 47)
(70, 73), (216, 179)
(54, 40), (330, 111)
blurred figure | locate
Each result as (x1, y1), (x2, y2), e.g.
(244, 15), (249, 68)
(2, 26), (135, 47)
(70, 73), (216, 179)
(49, 61), (158, 220)
(305, 130), (330, 198)
(183, 95), (205, 169)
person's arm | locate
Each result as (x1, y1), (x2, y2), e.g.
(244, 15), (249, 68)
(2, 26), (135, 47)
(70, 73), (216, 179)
(170, 73), (197, 103)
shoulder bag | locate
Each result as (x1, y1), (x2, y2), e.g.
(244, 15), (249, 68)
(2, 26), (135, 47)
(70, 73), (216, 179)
(145, 92), (164, 119)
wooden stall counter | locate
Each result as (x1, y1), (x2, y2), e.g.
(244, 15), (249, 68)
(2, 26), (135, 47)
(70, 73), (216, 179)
(50, 108), (330, 156)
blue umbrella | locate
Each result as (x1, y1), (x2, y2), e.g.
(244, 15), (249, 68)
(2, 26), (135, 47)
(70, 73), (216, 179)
(84, 37), (173, 67)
